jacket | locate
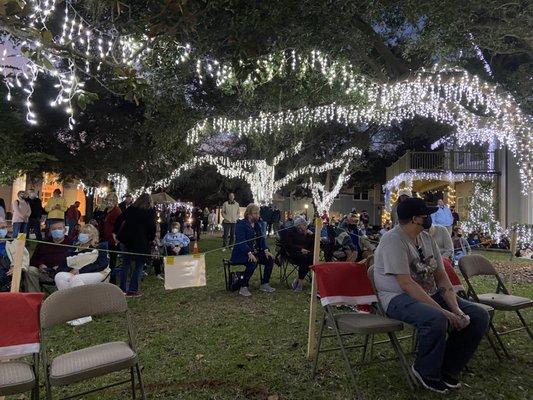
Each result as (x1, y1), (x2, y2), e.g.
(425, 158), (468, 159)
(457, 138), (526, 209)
(114, 206), (156, 254)
(221, 201), (240, 223)
(12, 199), (31, 223)
(230, 218), (268, 264)
(58, 242), (109, 274)
(65, 205), (81, 222)
(27, 197), (44, 219)
(103, 206), (122, 246)
(45, 197), (67, 219)
(283, 226), (314, 256)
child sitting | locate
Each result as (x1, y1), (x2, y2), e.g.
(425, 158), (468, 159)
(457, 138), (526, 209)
(163, 222), (191, 255)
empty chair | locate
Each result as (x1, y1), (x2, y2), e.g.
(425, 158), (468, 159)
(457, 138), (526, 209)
(459, 254), (532, 358)
(40, 283), (147, 399)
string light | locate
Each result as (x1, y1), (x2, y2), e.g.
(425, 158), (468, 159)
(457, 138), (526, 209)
(305, 162), (354, 213)
(460, 182), (503, 241)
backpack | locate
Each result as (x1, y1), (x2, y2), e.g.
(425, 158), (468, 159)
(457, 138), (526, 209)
(229, 270), (245, 292)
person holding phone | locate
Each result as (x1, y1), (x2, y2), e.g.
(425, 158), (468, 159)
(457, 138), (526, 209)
(373, 198), (489, 394)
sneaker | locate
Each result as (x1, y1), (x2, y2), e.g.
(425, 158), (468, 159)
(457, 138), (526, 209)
(157, 274), (165, 281)
(260, 283), (276, 293)
(239, 286), (252, 297)
(411, 365), (448, 394)
(292, 280), (302, 292)
(126, 291), (143, 298)
(442, 374), (462, 389)
(67, 316), (92, 326)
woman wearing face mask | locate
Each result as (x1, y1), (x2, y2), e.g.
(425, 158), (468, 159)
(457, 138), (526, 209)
(163, 222), (190, 256)
(12, 190), (31, 237)
(54, 224), (110, 324)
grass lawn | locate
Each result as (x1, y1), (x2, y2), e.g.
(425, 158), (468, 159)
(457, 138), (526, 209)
(36, 238), (532, 400)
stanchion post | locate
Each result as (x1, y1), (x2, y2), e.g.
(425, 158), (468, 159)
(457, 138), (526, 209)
(307, 217), (323, 360)
(10, 233), (26, 293)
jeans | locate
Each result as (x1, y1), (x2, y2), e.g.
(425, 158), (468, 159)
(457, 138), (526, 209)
(27, 218), (42, 240)
(12, 222), (27, 238)
(120, 253), (146, 293)
(289, 252), (314, 279)
(241, 251), (274, 287)
(222, 222), (236, 247)
(387, 292), (490, 381)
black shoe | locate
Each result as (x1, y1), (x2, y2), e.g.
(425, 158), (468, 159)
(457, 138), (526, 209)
(442, 374), (462, 389)
(411, 366), (449, 394)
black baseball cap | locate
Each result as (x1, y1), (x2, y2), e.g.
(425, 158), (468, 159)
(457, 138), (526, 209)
(397, 198), (439, 220)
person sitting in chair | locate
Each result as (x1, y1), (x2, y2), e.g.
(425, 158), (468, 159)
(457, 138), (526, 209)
(373, 198), (489, 393)
(163, 222), (190, 255)
(284, 216), (314, 292)
(230, 204), (275, 297)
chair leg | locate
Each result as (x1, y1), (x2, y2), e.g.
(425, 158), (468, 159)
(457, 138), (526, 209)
(484, 330), (502, 361)
(312, 314), (327, 378)
(45, 368), (52, 400)
(516, 310), (533, 340)
(331, 323), (358, 395)
(135, 363), (147, 400)
(130, 367), (137, 399)
(368, 334), (375, 362)
(489, 321), (511, 359)
(388, 333), (415, 389)
(410, 328), (418, 355)
(360, 335), (370, 363)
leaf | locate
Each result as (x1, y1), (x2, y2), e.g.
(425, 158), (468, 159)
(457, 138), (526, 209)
(41, 29), (53, 44)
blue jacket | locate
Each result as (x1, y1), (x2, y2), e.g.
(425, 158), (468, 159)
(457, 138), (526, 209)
(431, 206), (454, 227)
(230, 218), (268, 264)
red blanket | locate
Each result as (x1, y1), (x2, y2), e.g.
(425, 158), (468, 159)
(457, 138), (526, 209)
(442, 257), (465, 293)
(312, 262), (377, 306)
(0, 292), (43, 358)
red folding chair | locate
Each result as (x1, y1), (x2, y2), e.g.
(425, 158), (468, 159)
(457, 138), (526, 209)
(0, 292), (43, 399)
(311, 262), (414, 395)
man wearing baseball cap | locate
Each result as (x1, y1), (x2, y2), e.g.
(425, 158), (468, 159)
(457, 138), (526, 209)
(373, 198), (489, 393)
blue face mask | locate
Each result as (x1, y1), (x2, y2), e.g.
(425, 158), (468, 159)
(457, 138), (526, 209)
(0, 228), (7, 238)
(51, 229), (65, 240)
(78, 233), (90, 244)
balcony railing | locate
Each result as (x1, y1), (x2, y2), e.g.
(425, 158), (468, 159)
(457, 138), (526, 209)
(386, 151), (499, 182)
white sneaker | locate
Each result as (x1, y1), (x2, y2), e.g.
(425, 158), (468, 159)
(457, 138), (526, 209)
(157, 274), (165, 281)
(67, 316), (92, 326)
(239, 287), (252, 297)
(260, 283), (276, 293)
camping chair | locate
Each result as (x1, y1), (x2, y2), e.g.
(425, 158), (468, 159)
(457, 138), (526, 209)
(311, 262), (414, 394)
(222, 259), (263, 291)
(274, 239), (300, 287)
(459, 254), (532, 358)
(40, 283), (147, 399)
(0, 292), (43, 400)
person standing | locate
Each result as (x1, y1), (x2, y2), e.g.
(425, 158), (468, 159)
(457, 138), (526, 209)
(45, 189), (67, 228)
(450, 206), (460, 227)
(202, 206), (210, 233)
(26, 189), (44, 240)
(119, 193), (133, 213)
(194, 206), (203, 241)
(270, 205), (281, 235)
(221, 192), (239, 249)
(373, 198), (489, 393)
(65, 201), (81, 234)
(103, 197), (122, 282)
(260, 204), (273, 236)
(0, 198), (6, 221)
(432, 199), (454, 235)
(114, 193), (156, 297)
(12, 190), (31, 237)
(208, 209), (217, 234)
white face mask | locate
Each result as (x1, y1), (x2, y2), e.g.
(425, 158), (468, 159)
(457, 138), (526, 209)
(172, 228), (179, 233)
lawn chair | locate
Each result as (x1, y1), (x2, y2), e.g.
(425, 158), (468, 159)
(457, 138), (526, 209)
(274, 238), (299, 287)
(0, 292), (43, 400)
(311, 262), (414, 395)
(40, 283), (147, 399)
(459, 254), (533, 358)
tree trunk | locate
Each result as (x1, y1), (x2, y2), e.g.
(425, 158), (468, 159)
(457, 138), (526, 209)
(85, 193), (94, 222)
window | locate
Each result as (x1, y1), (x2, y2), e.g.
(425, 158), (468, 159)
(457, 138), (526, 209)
(353, 187), (369, 200)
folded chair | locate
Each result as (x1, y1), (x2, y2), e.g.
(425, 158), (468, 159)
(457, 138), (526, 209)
(40, 283), (147, 399)
(0, 292), (43, 400)
(311, 262), (414, 396)
(459, 254), (533, 358)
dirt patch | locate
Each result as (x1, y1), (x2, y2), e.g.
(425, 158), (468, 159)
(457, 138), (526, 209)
(494, 261), (533, 284)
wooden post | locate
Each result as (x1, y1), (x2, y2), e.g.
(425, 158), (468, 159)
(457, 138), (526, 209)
(10, 233), (26, 293)
(307, 217), (323, 360)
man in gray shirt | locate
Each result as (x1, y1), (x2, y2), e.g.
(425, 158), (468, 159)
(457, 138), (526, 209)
(373, 198), (489, 394)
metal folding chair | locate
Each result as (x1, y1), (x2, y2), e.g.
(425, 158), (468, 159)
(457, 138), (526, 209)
(459, 254), (532, 358)
(311, 262), (415, 396)
(40, 283), (147, 399)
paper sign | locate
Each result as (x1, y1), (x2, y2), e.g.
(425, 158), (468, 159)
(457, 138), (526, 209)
(164, 254), (206, 290)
